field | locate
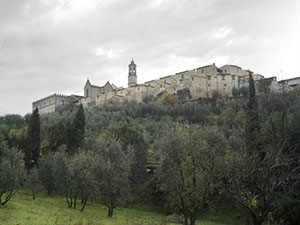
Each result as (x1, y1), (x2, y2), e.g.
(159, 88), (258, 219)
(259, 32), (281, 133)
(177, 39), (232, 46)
(0, 191), (240, 225)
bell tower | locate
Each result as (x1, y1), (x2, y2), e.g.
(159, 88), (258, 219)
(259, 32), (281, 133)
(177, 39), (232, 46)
(128, 59), (137, 87)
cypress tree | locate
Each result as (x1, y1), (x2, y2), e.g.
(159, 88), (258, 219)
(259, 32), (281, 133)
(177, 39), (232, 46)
(26, 108), (41, 169)
(66, 104), (85, 154)
(246, 71), (260, 155)
(73, 104), (85, 146)
(66, 119), (75, 154)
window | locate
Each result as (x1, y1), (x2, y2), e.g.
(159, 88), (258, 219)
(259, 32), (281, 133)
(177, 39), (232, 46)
(137, 88), (139, 91)
(160, 84), (162, 88)
(224, 84), (227, 87)
(86, 89), (89, 97)
(224, 69), (227, 73)
(237, 68), (240, 73)
(232, 75), (236, 80)
(164, 80), (166, 83)
(192, 77), (194, 81)
(181, 74), (184, 79)
(207, 75), (211, 80)
(208, 84), (211, 87)
(121, 91), (123, 94)
(201, 69), (204, 73)
(222, 75), (225, 80)
(61, 99), (64, 105)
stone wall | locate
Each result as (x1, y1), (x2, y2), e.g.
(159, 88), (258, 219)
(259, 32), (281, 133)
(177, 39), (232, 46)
(32, 94), (70, 114)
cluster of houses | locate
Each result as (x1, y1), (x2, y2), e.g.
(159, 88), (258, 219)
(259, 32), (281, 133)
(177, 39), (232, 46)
(33, 60), (300, 114)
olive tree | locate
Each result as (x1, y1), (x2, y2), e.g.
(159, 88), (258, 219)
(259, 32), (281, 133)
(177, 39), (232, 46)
(223, 81), (300, 225)
(91, 138), (133, 217)
(158, 125), (227, 225)
(25, 166), (43, 200)
(0, 143), (25, 205)
(68, 151), (95, 212)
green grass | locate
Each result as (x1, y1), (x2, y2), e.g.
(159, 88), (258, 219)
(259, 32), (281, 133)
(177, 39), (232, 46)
(0, 191), (237, 225)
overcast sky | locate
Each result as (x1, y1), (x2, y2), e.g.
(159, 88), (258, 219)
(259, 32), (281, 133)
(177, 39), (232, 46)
(0, 0), (299, 115)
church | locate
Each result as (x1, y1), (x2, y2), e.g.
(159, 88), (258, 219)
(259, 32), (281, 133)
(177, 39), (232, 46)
(79, 59), (263, 108)
(32, 59), (299, 114)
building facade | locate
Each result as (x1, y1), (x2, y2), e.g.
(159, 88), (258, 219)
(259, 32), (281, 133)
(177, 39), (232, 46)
(32, 94), (82, 114)
(33, 59), (300, 114)
(79, 60), (265, 108)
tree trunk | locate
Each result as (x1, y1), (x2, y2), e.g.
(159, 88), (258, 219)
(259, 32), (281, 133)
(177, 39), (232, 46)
(237, 199), (264, 225)
(70, 196), (73, 208)
(66, 195), (70, 207)
(183, 214), (188, 225)
(66, 195), (73, 208)
(73, 195), (77, 209)
(80, 197), (87, 212)
(2, 190), (14, 205)
(251, 216), (263, 225)
(107, 205), (114, 217)
(190, 213), (196, 225)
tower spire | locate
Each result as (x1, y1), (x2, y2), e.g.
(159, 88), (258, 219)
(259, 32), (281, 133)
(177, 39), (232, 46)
(128, 59), (137, 87)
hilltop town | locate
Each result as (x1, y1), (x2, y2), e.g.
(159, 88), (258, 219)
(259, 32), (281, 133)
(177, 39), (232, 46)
(33, 60), (300, 114)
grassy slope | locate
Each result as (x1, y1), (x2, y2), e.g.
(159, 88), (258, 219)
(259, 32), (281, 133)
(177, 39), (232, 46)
(0, 191), (237, 225)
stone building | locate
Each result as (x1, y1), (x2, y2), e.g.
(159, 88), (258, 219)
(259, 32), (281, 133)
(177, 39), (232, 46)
(278, 77), (300, 90)
(78, 60), (265, 108)
(33, 59), (299, 114)
(80, 80), (117, 108)
(32, 94), (82, 114)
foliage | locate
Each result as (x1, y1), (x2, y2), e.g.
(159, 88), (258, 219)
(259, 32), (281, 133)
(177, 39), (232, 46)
(223, 77), (300, 225)
(109, 123), (148, 194)
(0, 143), (25, 205)
(45, 120), (66, 153)
(38, 156), (55, 196)
(3, 126), (27, 151)
(68, 150), (95, 212)
(231, 86), (240, 97)
(73, 104), (85, 148)
(0, 114), (25, 128)
(66, 104), (85, 154)
(1, 85), (300, 224)
(176, 88), (191, 101)
(91, 138), (133, 217)
(220, 107), (236, 129)
(245, 72), (260, 155)
(158, 125), (227, 225)
(159, 93), (178, 105)
(24, 166), (43, 200)
(223, 146), (296, 225)
(26, 108), (41, 169)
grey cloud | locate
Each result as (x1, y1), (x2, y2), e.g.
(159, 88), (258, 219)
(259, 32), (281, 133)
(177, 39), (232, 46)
(0, 0), (298, 115)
